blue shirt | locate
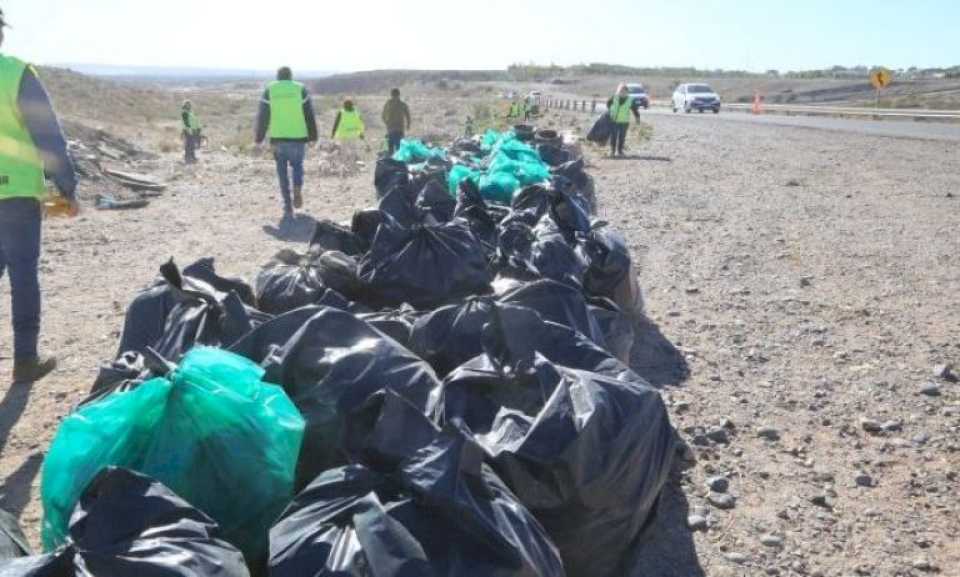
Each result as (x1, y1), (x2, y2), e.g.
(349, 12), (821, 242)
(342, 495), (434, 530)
(18, 67), (77, 199)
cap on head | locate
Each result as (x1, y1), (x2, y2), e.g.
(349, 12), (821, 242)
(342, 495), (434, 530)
(390, 88), (400, 98)
(277, 66), (293, 81)
(343, 99), (354, 110)
(182, 99), (192, 109)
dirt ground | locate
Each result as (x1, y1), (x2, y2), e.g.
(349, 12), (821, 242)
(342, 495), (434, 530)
(1, 93), (958, 577)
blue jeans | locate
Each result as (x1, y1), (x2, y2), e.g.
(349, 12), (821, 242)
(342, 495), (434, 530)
(0, 198), (42, 359)
(386, 131), (404, 156)
(273, 141), (305, 211)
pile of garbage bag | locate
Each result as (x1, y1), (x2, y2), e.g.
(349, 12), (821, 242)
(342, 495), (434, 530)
(32, 124), (673, 577)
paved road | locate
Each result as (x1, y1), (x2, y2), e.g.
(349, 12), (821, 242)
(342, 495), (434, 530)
(642, 106), (960, 142)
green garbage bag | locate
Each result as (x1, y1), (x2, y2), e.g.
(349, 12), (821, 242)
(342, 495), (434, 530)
(489, 156), (551, 186)
(447, 165), (480, 196)
(480, 129), (515, 152)
(40, 346), (305, 565)
(494, 138), (543, 164)
(392, 139), (446, 163)
(479, 171), (520, 204)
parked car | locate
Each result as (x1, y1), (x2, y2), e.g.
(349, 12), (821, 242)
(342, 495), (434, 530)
(672, 83), (721, 113)
(625, 83), (650, 109)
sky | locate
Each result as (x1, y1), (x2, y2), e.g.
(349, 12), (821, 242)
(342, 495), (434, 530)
(2, 0), (958, 73)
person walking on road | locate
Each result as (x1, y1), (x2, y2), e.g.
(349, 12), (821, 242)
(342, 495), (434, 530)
(181, 100), (201, 164)
(381, 88), (410, 156)
(606, 83), (641, 157)
(255, 66), (318, 220)
(0, 9), (78, 384)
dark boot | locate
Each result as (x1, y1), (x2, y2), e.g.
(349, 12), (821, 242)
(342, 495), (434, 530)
(13, 355), (57, 384)
(293, 186), (303, 209)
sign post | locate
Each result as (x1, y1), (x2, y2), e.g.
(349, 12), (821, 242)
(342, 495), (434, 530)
(870, 68), (893, 114)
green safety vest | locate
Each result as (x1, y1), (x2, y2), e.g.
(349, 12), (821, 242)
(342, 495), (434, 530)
(609, 95), (635, 124)
(267, 80), (309, 139)
(184, 110), (201, 134)
(0, 55), (45, 200)
(334, 108), (364, 140)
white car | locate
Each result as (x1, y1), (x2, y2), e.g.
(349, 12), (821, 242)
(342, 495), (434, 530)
(672, 83), (721, 114)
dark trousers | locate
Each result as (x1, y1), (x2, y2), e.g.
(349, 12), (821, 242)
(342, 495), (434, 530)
(0, 198), (42, 359)
(273, 141), (305, 212)
(386, 131), (404, 156)
(610, 122), (628, 155)
(184, 132), (199, 163)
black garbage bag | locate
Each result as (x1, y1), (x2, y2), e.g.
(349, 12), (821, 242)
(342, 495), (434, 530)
(310, 219), (365, 257)
(416, 177), (456, 223)
(587, 112), (612, 145)
(377, 183), (421, 227)
(450, 137), (483, 156)
(409, 296), (495, 377)
(116, 259), (266, 361)
(530, 217), (589, 288)
(411, 299), (636, 379)
(496, 220), (541, 280)
(357, 304), (422, 350)
(2, 467), (249, 577)
(589, 297), (636, 364)
(230, 306), (441, 488)
(578, 222), (643, 316)
(255, 246), (363, 314)
(351, 208), (384, 249)
(499, 279), (603, 345)
(0, 509), (29, 560)
(512, 184), (591, 238)
(85, 351), (149, 406)
(439, 307), (676, 577)
(375, 157), (409, 198)
(358, 215), (492, 309)
(536, 143), (571, 167)
(269, 398), (565, 577)
(552, 158), (597, 215)
(452, 178), (500, 262)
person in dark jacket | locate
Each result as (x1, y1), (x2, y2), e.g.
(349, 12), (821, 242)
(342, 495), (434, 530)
(255, 66), (318, 219)
(606, 83), (641, 157)
(181, 100), (201, 164)
(0, 10), (78, 383)
(381, 88), (410, 156)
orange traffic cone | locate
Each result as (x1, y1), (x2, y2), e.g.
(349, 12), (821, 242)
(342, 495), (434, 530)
(752, 92), (764, 115)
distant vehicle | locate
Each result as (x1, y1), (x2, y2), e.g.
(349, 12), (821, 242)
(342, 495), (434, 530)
(625, 83), (650, 109)
(672, 83), (721, 113)
(526, 90), (543, 101)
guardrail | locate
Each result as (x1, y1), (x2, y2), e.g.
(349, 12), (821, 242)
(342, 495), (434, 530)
(538, 96), (960, 122)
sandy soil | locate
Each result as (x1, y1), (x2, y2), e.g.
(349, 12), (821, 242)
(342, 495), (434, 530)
(1, 98), (958, 577)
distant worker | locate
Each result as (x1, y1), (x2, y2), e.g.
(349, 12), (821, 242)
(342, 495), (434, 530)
(181, 100), (201, 164)
(508, 99), (526, 122)
(332, 99), (365, 141)
(0, 9), (78, 384)
(606, 83), (641, 157)
(255, 66), (318, 220)
(381, 88), (410, 156)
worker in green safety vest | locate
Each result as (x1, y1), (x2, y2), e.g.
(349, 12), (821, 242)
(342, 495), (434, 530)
(332, 100), (365, 141)
(255, 66), (318, 220)
(181, 100), (202, 164)
(0, 8), (78, 383)
(606, 83), (641, 157)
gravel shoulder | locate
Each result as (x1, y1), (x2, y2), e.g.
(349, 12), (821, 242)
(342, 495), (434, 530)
(1, 103), (958, 577)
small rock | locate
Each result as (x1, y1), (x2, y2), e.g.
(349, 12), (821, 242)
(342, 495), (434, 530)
(809, 494), (831, 509)
(687, 514), (708, 531)
(912, 432), (931, 445)
(919, 382), (942, 397)
(725, 552), (749, 565)
(707, 475), (730, 493)
(760, 534), (784, 548)
(799, 276), (813, 287)
(691, 434), (711, 447)
(757, 426), (781, 441)
(785, 179), (802, 187)
(912, 557), (937, 572)
(854, 472), (874, 488)
(860, 418), (883, 433)
(674, 401), (691, 414)
(706, 427), (730, 444)
(720, 418), (736, 430)
(685, 286), (700, 294)
(933, 363), (957, 382)
(765, 567), (781, 576)
(709, 492), (737, 510)
(882, 420), (903, 432)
